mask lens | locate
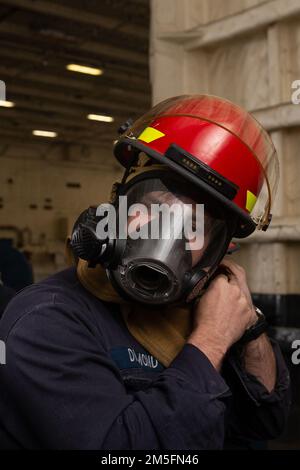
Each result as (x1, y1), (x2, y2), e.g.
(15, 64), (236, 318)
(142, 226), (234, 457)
(110, 174), (233, 305)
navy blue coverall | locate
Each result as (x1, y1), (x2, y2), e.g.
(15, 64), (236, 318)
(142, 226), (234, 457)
(0, 268), (290, 449)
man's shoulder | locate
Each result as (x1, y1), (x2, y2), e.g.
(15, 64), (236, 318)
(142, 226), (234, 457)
(7, 267), (80, 308)
(0, 267), (110, 340)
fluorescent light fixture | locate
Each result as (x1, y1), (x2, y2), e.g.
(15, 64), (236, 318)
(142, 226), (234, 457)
(87, 114), (114, 123)
(66, 63), (103, 76)
(0, 100), (15, 108)
(32, 130), (57, 138)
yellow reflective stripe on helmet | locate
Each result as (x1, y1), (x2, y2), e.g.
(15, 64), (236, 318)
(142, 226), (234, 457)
(246, 190), (257, 212)
(138, 127), (165, 143)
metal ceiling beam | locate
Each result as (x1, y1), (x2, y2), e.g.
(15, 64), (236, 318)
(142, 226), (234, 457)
(0, 107), (120, 133)
(6, 94), (136, 125)
(0, 44), (150, 91)
(2, 78), (145, 115)
(0, 1), (150, 154)
(0, 20), (148, 66)
(0, 63), (149, 105)
(0, 0), (148, 38)
(0, 132), (115, 147)
(0, 120), (117, 145)
(0, 106), (119, 146)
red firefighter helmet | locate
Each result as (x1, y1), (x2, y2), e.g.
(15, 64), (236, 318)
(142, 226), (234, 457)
(114, 95), (279, 238)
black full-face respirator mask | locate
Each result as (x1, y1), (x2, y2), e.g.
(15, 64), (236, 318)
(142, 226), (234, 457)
(71, 169), (238, 306)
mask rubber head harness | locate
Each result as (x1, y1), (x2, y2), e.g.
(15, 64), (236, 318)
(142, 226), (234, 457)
(71, 94), (279, 306)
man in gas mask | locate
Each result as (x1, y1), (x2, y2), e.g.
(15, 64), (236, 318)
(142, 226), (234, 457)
(0, 95), (290, 449)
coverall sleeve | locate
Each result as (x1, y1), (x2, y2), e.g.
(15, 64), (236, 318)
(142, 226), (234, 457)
(3, 301), (230, 450)
(225, 339), (291, 442)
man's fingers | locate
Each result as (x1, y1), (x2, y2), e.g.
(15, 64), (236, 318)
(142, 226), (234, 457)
(209, 272), (239, 288)
(220, 257), (254, 308)
(207, 273), (229, 289)
(216, 264), (240, 285)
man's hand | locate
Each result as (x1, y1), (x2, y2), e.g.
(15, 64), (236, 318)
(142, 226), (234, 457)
(187, 258), (277, 393)
(188, 259), (257, 370)
(217, 260), (276, 392)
